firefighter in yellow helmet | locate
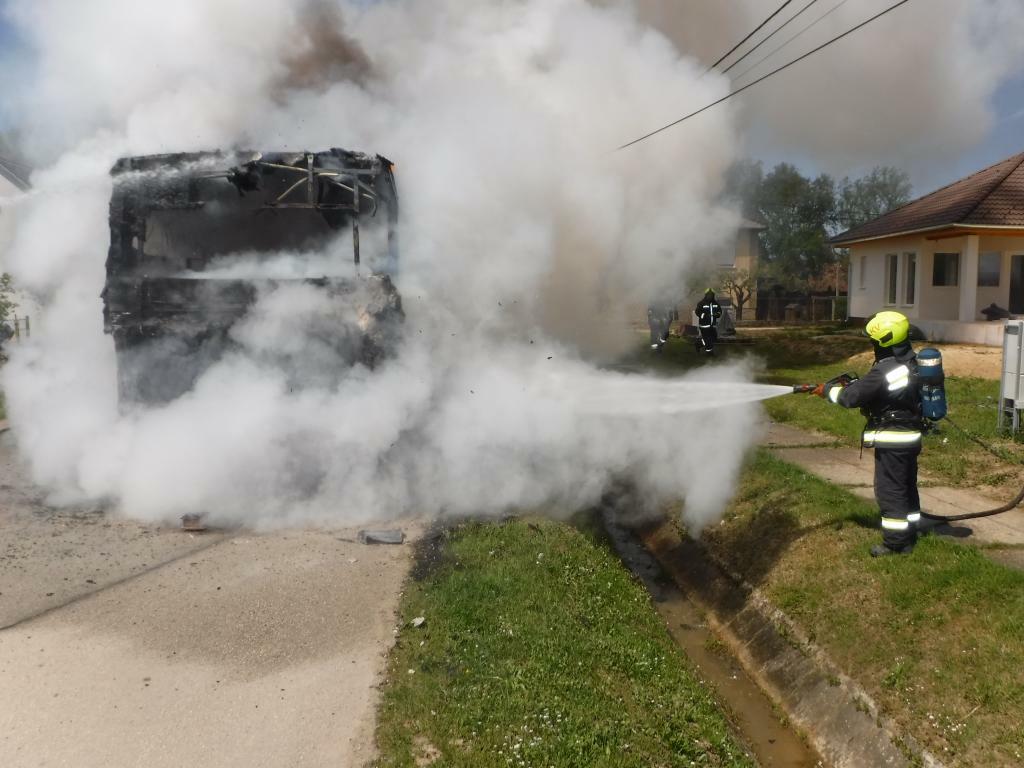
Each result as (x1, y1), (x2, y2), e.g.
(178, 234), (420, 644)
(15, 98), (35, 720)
(814, 311), (922, 556)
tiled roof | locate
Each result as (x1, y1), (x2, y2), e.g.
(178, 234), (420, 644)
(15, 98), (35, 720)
(0, 134), (31, 190)
(830, 151), (1024, 245)
(0, 156), (30, 191)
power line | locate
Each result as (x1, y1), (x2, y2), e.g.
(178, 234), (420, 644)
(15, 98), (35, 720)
(721, 0), (824, 76)
(706, 0), (797, 72)
(731, 0), (854, 85)
(618, 0), (912, 152)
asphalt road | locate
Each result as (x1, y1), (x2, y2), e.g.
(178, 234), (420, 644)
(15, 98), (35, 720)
(0, 431), (416, 767)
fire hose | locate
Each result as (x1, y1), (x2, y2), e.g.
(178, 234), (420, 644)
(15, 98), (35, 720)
(927, 417), (1024, 522)
(789, 384), (1024, 523)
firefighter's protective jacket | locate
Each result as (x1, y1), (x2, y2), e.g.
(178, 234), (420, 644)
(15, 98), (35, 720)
(696, 298), (722, 329)
(827, 350), (922, 448)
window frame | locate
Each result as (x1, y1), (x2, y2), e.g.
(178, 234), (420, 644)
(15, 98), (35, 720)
(885, 253), (898, 306)
(978, 251), (1001, 288)
(932, 252), (960, 287)
(902, 252), (917, 306)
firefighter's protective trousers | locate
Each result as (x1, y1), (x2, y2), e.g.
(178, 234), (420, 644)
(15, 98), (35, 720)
(874, 442), (921, 550)
(697, 325), (717, 353)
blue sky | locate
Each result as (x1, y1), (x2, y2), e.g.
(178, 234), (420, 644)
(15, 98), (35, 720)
(0, 10), (23, 129)
(0, 9), (18, 53)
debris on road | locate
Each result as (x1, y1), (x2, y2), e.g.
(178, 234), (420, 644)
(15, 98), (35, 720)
(358, 529), (405, 545)
(181, 514), (207, 532)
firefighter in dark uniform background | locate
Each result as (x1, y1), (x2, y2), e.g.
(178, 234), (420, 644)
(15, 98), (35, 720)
(647, 304), (676, 351)
(815, 311), (922, 556)
(694, 289), (722, 355)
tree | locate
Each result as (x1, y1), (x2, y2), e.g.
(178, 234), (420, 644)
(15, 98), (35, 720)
(718, 267), (756, 321)
(0, 273), (17, 356)
(836, 166), (912, 232)
(757, 163), (836, 284)
(0, 273), (16, 323)
(722, 158), (764, 219)
(717, 160), (913, 301)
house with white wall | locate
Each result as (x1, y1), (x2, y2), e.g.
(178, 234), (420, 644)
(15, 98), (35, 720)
(832, 151), (1024, 345)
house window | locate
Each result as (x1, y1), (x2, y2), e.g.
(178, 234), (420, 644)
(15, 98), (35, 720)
(978, 252), (1001, 287)
(933, 253), (960, 287)
(903, 252), (916, 306)
(885, 253), (898, 305)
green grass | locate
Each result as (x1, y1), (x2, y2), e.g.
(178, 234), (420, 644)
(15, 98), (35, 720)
(621, 325), (864, 376)
(375, 519), (755, 768)
(702, 451), (1024, 766)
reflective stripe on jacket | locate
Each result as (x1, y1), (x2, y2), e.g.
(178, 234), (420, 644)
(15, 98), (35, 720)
(862, 430), (921, 447)
(696, 300), (722, 329)
(828, 351), (923, 447)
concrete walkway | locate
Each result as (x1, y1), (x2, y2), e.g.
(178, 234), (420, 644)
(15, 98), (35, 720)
(763, 422), (1024, 549)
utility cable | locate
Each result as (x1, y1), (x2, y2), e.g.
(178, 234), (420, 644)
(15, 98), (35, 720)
(706, 0), (797, 73)
(617, 0), (912, 151)
(730, 0), (854, 86)
(721, 0), (823, 76)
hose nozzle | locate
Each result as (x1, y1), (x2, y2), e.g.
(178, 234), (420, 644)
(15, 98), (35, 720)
(791, 384), (817, 394)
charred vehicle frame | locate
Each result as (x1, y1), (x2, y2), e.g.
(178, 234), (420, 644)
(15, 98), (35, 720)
(103, 148), (402, 404)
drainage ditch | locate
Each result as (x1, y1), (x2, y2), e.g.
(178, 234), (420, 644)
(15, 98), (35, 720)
(603, 513), (823, 767)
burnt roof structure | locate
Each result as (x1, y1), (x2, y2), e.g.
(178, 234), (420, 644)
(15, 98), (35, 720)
(830, 151), (1024, 246)
(104, 148), (402, 404)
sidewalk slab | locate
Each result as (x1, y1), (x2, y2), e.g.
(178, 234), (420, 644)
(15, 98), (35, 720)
(0, 528), (417, 768)
(0, 431), (421, 768)
(762, 422), (844, 449)
(763, 422), (1024, 548)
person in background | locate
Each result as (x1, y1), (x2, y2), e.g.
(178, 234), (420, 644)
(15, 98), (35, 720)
(815, 311), (922, 557)
(694, 289), (722, 355)
(647, 304), (675, 352)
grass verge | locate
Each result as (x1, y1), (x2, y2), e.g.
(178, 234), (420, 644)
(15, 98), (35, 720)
(375, 519), (755, 768)
(701, 450), (1024, 767)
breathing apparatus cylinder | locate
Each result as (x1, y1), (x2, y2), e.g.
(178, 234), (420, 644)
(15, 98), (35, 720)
(917, 347), (947, 421)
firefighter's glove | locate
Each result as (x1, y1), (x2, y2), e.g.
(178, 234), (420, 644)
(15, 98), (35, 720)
(821, 373), (856, 404)
(811, 383), (826, 398)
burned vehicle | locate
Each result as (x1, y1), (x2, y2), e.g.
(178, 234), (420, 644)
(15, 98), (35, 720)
(103, 149), (402, 404)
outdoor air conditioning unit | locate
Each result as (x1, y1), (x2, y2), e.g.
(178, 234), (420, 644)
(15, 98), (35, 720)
(998, 320), (1024, 432)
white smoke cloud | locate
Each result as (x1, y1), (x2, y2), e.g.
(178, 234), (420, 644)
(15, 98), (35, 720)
(0, 0), (773, 531)
(629, 0), (1024, 181)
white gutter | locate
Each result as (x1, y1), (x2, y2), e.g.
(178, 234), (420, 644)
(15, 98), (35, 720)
(831, 222), (1024, 246)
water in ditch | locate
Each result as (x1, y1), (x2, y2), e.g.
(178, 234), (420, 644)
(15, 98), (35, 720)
(604, 516), (824, 768)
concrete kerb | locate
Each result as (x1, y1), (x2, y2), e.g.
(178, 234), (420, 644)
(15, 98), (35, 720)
(634, 519), (945, 768)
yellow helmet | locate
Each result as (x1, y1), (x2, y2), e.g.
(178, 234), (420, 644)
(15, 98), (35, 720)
(865, 311), (909, 348)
